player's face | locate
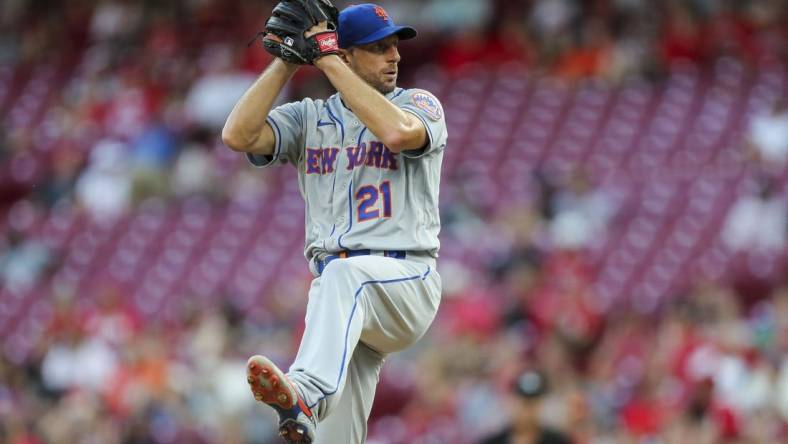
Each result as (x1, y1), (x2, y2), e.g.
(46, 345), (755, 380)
(346, 35), (401, 94)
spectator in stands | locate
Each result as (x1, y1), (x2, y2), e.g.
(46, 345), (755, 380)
(0, 228), (50, 293)
(659, 3), (707, 65)
(548, 169), (616, 250)
(103, 67), (157, 141)
(746, 98), (788, 173)
(130, 119), (178, 202)
(89, 0), (142, 43)
(170, 128), (220, 199)
(722, 176), (787, 254)
(528, 0), (576, 44)
(479, 370), (571, 444)
(185, 44), (257, 130)
(426, 0), (492, 31)
(38, 146), (82, 206)
(603, 2), (660, 80)
(74, 138), (132, 220)
(39, 325), (117, 395)
(553, 18), (612, 80)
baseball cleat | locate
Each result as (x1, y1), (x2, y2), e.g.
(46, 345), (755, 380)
(247, 355), (316, 443)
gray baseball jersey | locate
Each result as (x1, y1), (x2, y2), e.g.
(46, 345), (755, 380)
(247, 87), (447, 266)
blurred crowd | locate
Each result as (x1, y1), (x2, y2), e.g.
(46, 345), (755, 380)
(1, 0), (788, 443)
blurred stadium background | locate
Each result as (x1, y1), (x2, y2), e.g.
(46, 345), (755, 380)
(1, 0), (788, 443)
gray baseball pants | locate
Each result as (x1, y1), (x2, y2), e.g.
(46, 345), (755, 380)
(287, 254), (441, 443)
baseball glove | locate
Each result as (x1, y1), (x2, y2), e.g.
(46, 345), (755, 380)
(262, 0), (340, 65)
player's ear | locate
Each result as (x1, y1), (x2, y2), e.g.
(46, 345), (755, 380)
(339, 49), (351, 66)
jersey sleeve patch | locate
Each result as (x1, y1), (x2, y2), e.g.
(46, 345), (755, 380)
(411, 91), (443, 121)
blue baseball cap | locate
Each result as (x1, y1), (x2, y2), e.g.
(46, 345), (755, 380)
(338, 4), (417, 49)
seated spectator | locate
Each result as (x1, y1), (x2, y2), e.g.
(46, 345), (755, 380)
(89, 0), (142, 42)
(38, 146), (83, 206)
(746, 99), (788, 172)
(660, 5), (707, 65)
(548, 170), (616, 250)
(553, 19), (612, 80)
(170, 127), (219, 199)
(478, 370), (572, 444)
(438, 28), (490, 73)
(130, 120), (178, 202)
(426, 0), (492, 32)
(74, 138), (132, 220)
(40, 325), (117, 395)
(722, 176), (787, 253)
(185, 44), (257, 130)
(0, 228), (50, 293)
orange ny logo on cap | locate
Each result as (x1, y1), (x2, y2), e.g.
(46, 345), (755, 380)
(374, 6), (389, 21)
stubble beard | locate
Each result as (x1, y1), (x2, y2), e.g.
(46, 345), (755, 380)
(378, 82), (396, 94)
(370, 78), (396, 94)
(359, 70), (396, 94)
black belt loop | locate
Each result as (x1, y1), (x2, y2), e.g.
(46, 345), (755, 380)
(317, 250), (407, 275)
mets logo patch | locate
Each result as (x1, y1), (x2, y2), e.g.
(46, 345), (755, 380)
(411, 91), (442, 121)
(374, 6), (389, 21)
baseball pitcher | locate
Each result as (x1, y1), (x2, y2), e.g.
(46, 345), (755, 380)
(222, 2), (446, 443)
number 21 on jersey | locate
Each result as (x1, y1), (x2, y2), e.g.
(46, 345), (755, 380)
(356, 181), (392, 222)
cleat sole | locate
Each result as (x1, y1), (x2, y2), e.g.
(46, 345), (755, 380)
(246, 355), (297, 410)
